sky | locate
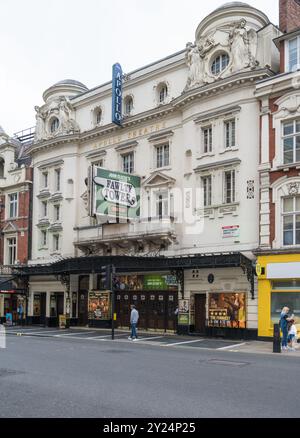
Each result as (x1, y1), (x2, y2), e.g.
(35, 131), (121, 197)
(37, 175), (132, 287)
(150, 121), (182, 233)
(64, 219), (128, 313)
(0, 0), (279, 136)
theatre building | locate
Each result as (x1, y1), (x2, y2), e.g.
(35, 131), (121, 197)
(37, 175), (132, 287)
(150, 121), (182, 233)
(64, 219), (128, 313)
(256, 0), (300, 339)
(0, 126), (33, 324)
(17, 2), (280, 338)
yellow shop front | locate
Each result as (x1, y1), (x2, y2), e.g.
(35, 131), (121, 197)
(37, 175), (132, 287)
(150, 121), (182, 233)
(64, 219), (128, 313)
(257, 253), (300, 339)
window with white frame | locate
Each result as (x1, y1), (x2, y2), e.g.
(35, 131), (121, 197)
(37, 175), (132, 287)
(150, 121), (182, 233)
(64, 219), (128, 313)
(53, 234), (60, 252)
(50, 118), (60, 133)
(158, 84), (168, 103)
(54, 205), (60, 222)
(55, 169), (61, 192)
(42, 171), (48, 188)
(92, 160), (103, 168)
(283, 196), (300, 246)
(283, 119), (300, 164)
(225, 119), (236, 149)
(201, 176), (212, 207)
(211, 53), (230, 75)
(202, 126), (213, 154)
(156, 144), (169, 168)
(41, 230), (47, 247)
(122, 152), (134, 174)
(287, 37), (300, 72)
(7, 237), (16, 265)
(95, 108), (102, 125)
(8, 193), (18, 218)
(223, 170), (236, 204)
(155, 191), (169, 218)
(41, 201), (48, 218)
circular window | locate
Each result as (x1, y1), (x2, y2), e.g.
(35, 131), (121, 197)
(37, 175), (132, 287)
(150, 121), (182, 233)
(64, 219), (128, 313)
(50, 118), (60, 133)
(211, 53), (230, 76)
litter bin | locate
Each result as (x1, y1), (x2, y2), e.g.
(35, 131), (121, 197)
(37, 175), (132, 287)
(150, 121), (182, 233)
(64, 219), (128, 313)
(273, 323), (281, 353)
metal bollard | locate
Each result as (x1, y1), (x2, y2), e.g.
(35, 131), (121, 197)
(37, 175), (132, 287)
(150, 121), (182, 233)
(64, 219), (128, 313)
(273, 323), (281, 353)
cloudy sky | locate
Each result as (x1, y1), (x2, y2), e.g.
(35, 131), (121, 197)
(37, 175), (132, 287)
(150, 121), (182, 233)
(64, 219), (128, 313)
(0, 0), (278, 135)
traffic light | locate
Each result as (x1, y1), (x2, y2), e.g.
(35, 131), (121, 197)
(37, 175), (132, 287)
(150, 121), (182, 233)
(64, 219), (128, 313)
(100, 265), (112, 290)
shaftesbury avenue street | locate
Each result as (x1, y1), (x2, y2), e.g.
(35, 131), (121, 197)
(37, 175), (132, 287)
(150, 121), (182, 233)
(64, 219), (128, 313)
(1, 0), (300, 429)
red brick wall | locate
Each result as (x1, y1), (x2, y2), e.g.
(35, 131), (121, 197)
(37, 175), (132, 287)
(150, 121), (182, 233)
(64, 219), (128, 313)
(0, 188), (31, 265)
(279, 0), (300, 33)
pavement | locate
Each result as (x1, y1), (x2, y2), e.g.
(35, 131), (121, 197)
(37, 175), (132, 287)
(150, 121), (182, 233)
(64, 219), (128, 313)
(4, 325), (300, 356)
(1, 325), (300, 418)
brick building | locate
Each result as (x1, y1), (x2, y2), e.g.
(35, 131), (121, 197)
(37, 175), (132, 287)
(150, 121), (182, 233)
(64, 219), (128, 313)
(0, 126), (33, 324)
(256, 0), (300, 338)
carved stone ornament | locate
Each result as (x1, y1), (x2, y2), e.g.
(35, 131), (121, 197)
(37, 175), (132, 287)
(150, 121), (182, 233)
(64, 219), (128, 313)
(288, 183), (300, 196)
(34, 96), (80, 142)
(81, 190), (90, 213)
(185, 18), (258, 90)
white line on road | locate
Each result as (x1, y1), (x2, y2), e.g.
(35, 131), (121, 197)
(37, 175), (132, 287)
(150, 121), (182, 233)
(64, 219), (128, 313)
(13, 330), (64, 336)
(136, 336), (165, 342)
(54, 331), (96, 337)
(217, 343), (246, 351)
(85, 334), (128, 340)
(164, 339), (205, 347)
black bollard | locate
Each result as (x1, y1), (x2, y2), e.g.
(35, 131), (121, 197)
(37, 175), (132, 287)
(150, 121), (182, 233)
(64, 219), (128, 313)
(273, 323), (281, 353)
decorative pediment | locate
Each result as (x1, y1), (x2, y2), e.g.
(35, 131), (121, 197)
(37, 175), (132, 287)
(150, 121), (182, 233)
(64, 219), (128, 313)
(274, 92), (300, 119)
(2, 222), (18, 233)
(143, 171), (176, 188)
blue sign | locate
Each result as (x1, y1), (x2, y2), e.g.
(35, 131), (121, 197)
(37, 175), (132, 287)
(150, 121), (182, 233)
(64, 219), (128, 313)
(112, 63), (123, 126)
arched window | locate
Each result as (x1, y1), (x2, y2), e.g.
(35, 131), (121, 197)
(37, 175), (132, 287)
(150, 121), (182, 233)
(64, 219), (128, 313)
(211, 53), (230, 75)
(50, 118), (60, 133)
(159, 84), (168, 103)
(95, 108), (102, 125)
(124, 96), (133, 116)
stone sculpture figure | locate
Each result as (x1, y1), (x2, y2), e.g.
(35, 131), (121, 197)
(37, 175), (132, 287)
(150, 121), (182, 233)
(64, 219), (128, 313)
(185, 37), (215, 89)
(34, 106), (46, 141)
(229, 19), (258, 71)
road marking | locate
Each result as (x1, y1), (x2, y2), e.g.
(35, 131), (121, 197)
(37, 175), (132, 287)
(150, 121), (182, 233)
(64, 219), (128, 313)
(217, 343), (246, 351)
(136, 336), (165, 342)
(164, 339), (205, 347)
(54, 331), (96, 337)
(13, 330), (63, 336)
(86, 334), (128, 340)
(7, 328), (47, 333)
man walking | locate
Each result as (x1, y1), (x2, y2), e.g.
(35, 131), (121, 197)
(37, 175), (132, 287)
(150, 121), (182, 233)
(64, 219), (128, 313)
(128, 305), (139, 341)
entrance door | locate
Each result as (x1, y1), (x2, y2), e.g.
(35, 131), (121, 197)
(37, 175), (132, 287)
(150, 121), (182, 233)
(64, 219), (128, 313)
(40, 293), (46, 325)
(195, 294), (206, 334)
(78, 291), (88, 326)
(57, 293), (64, 316)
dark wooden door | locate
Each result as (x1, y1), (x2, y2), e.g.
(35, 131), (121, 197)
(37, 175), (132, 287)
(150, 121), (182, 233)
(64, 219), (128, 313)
(57, 293), (64, 316)
(195, 294), (206, 334)
(40, 293), (46, 325)
(78, 291), (88, 326)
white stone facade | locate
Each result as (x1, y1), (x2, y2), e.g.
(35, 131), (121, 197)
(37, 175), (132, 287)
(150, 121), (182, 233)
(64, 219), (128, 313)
(26, 3), (281, 331)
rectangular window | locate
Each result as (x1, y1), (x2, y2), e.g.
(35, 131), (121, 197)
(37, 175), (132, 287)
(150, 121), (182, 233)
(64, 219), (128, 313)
(283, 196), (300, 246)
(202, 176), (212, 207)
(225, 119), (236, 149)
(283, 119), (300, 164)
(55, 169), (61, 192)
(288, 37), (299, 72)
(224, 170), (236, 204)
(54, 205), (60, 221)
(41, 230), (47, 247)
(8, 193), (18, 218)
(42, 172), (48, 188)
(42, 201), (48, 218)
(53, 235), (60, 252)
(202, 126), (212, 154)
(7, 237), (17, 265)
(122, 152), (134, 174)
(93, 160), (103, 168)
(155, 191), (169, 218)
(271, 292), (300, 324)
(156, 144), (169, 168)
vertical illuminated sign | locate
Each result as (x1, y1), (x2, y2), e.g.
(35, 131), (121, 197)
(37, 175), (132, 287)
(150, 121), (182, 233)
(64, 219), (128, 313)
(112, 63), (123, 126)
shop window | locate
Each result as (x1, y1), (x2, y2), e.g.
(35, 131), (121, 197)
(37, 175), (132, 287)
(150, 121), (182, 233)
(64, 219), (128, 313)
(272, 280), (300, 290)
(271, 292), (300, 323)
